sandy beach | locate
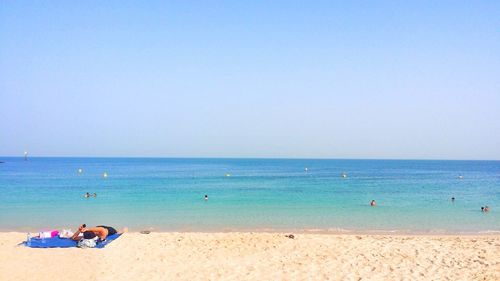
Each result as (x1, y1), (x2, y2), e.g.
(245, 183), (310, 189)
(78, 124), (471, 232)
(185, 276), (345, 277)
(0, 232), (498, 281)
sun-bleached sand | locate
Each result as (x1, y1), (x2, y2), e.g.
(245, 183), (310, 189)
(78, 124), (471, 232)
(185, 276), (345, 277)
(0, 232), (498, 281)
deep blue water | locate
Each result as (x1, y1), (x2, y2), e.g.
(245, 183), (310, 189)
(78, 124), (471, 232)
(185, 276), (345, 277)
(0, 157), (498, 233)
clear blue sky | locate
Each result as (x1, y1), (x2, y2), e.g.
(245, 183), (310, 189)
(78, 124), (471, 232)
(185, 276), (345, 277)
(1, 1), (499, 159)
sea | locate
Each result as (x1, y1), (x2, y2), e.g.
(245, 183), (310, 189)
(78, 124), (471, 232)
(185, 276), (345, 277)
(0, 157), (498, 234)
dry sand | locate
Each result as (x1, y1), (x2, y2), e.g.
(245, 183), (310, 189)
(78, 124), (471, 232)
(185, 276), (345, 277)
(0, 232), (498, 281)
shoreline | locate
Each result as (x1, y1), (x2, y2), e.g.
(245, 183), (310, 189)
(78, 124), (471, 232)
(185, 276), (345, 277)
(2, 228), (499, 236)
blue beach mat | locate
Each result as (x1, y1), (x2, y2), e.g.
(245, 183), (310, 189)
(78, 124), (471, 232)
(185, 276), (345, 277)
(25, 234), (121, 248)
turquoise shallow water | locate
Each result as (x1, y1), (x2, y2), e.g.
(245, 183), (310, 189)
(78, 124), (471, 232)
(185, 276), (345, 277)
(0, 157), (498, 233)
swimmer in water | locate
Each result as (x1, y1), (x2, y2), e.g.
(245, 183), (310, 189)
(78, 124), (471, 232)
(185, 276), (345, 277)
(451, 197), (455, 202)
(370, 200), (376, 206)
(204, 194), (208, 201)
(85, 192), (90, 198)
(484, 206), (490, 212)
(93, 193), (97, 197)
(481, 207), (485, 212)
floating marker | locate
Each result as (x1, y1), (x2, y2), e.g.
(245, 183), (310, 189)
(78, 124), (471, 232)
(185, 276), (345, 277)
(458, 175), (463, 179)
(341, 172), (347, 178)
(24, 151), (28, 161)
(225, 173), (231, 177)
(304, 167), (308, 172)
(78, 168), (83, 174)
(103, 172), (108, 178)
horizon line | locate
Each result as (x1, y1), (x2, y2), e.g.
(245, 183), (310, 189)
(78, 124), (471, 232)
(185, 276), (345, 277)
(1, 156), (499, 161)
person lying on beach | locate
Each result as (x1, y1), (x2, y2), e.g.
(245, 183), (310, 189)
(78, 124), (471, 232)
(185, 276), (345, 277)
(71, 224), (125, 241)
